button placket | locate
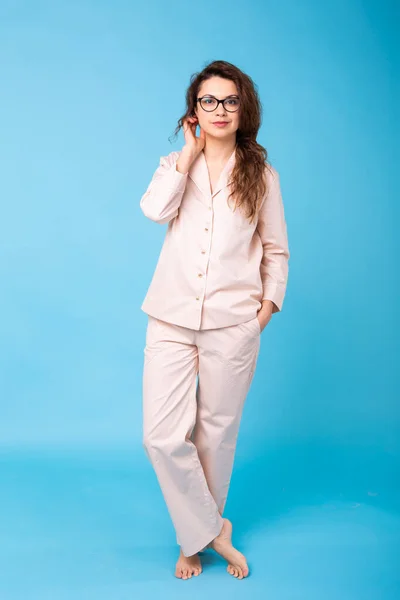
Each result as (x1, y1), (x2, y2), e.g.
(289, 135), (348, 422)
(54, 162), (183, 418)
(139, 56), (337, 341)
(195, 199), (213, 304)
(197, 270), (205, 298)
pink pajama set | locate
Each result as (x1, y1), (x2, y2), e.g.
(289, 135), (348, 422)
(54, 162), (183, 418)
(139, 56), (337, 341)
(140, 147), (290, 557)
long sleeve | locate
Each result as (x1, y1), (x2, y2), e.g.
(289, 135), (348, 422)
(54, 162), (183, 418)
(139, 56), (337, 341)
(256, 169), (290, 313)
(140, 151), (188, 224)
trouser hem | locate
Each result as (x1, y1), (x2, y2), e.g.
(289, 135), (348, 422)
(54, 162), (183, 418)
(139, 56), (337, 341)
(180, 515), (224, 557)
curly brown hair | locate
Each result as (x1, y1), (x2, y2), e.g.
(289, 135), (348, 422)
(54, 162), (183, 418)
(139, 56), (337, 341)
(169, 60), (273, 224)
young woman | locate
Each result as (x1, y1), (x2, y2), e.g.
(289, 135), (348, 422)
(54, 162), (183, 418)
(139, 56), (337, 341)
(140, 60), (290, 580)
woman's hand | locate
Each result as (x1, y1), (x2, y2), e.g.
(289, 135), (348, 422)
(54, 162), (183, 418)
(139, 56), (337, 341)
(176, 117), (206, 175)
(183, 115), (205, 156)
(256, 300), (274, 332)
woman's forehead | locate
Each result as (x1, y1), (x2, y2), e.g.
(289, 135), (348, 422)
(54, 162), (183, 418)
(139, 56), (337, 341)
(199, 77), (238, 97)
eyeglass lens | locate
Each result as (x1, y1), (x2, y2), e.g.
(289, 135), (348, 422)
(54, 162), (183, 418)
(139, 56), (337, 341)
(200, 97), (240, 112)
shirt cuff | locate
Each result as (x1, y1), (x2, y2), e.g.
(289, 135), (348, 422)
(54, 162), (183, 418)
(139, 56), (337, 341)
(262, 283), (286, 313)
(164, 159), (188, 191)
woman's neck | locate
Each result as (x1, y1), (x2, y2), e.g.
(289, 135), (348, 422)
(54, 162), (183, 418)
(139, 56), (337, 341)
(202, 136), (236, 165)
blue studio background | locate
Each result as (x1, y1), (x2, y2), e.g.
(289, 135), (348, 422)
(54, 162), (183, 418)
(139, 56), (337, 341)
(0, 1), (398, 599)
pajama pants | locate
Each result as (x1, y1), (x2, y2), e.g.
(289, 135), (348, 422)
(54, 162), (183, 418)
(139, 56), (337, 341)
(142, 314), (261, 557)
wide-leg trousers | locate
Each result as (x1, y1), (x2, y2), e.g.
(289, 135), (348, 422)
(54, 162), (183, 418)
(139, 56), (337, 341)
(142, 314), (261, 557)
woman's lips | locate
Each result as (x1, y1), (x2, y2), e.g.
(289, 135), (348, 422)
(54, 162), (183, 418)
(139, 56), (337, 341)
(212, 122), (229, 127)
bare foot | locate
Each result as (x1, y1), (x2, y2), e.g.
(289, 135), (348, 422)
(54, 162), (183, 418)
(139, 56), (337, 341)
(175, 547), (202, 579)
(210, 518), (249, 579)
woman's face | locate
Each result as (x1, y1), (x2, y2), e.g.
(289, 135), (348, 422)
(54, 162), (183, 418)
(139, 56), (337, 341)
(194, 76), (240, 140)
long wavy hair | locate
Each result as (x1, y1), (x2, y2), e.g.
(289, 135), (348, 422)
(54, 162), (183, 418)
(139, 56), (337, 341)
(169, 60), (273, 224)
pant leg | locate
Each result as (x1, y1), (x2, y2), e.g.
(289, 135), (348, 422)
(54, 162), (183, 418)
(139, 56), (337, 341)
(192, 316), (261, 516)
(142, 316), (224, 557)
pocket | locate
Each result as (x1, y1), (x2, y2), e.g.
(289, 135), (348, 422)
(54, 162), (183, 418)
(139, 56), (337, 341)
(241, 316), (260, 337)
(253, 315), (261, 335)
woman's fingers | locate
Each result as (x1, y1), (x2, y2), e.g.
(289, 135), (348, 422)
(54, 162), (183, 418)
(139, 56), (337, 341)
(183, 116), (205, 152)
(183, 120), (195, 145)
(183, 117), (197, 142)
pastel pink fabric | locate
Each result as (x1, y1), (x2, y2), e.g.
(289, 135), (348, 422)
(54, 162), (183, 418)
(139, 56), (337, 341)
(142, 314), (261, 557)
(140, 148), (290, 330)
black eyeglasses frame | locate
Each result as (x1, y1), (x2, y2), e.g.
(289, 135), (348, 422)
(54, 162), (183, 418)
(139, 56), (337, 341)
(196, 95), (240, 112)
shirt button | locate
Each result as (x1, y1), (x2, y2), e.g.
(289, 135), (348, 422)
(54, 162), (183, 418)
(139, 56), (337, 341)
(201, 250), (206, 254)
(204, 227), (208, 232)
(198, 273), (203, 278)
(196, 296), (200, 300)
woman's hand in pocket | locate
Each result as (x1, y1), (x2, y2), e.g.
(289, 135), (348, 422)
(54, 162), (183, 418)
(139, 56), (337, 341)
(257, 301), (274, 332)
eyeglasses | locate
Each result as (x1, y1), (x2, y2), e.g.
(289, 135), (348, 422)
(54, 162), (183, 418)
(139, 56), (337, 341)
(196, 95), (240, 112)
